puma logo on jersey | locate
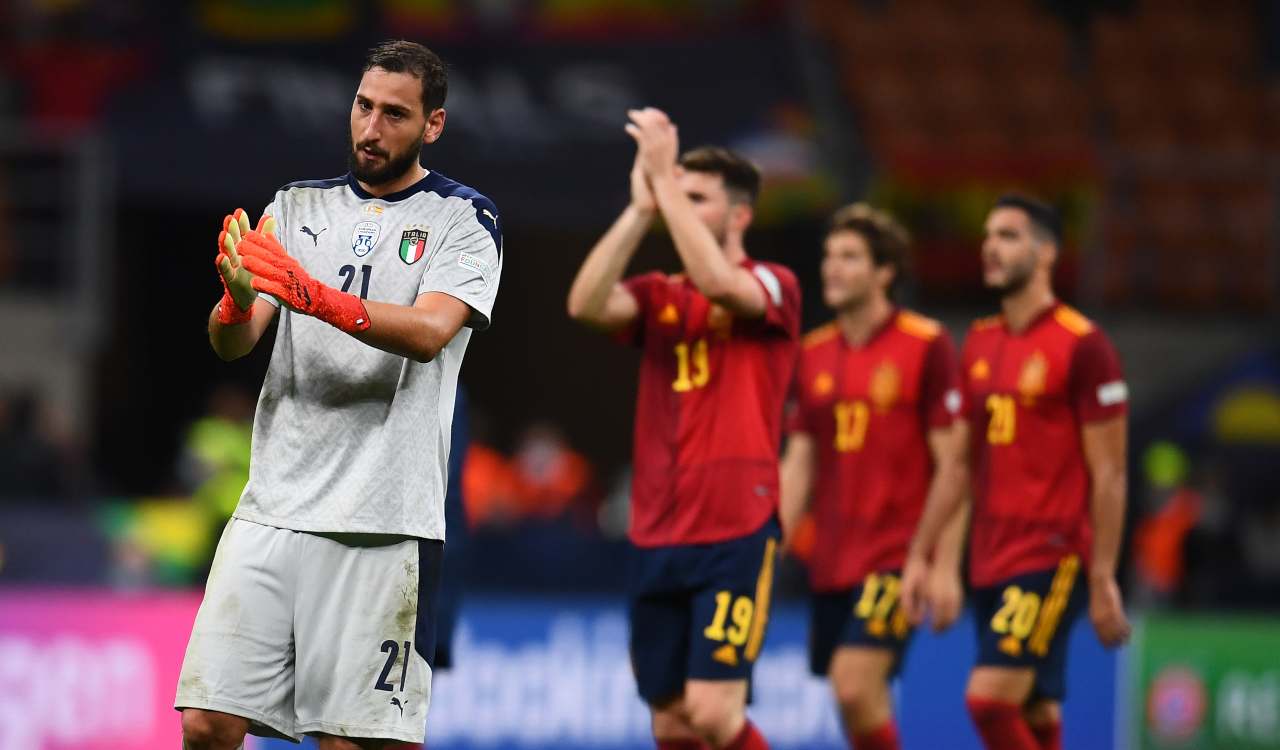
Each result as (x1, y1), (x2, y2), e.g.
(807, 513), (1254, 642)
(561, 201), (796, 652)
(390, 697), (404, 715)
(300, 225), (328, 246)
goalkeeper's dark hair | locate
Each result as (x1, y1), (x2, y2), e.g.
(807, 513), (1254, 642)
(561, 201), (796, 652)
(679, 146), (761, 206)
(363, 40), (448, 112)
(993, 193), (1062, 247)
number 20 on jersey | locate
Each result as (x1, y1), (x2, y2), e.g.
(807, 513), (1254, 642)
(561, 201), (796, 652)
(986, 394), (1016, 445)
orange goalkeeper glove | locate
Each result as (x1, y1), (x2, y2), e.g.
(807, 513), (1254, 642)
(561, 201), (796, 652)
(238, 230), (371, 334)
(215, 208), (276, 325)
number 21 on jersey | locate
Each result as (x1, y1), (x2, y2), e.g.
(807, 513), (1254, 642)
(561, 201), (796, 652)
(339, 264), (373, 300)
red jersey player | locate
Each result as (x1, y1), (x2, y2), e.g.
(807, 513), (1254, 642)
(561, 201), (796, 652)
(902, 195), (1131, 750)
(779, 204), (969, 750)
(567, 108), (800, 750)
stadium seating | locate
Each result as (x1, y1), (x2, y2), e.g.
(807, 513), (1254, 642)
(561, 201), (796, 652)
(808, 0), (1276, 310)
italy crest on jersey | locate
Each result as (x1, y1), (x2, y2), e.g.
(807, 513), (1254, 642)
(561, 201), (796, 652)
(399, 225), (430, 265)
(351, 220), (380, 257)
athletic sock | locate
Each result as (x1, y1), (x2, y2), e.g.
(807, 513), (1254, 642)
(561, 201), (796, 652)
(966, 697), (1040, 750)
(720, 720), (769, 749)
(852, 720), (901, 750)
(1029, 719), (1062, 750)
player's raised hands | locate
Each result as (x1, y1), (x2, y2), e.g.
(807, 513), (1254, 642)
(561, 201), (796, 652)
(1088, 574), (1131, 647)
(625, 107), (679, 180)
(630, 148), (657, 214)
(237, 230), (317, 314)
(215, 208), (261, 323)
(238, 230), (371, 334)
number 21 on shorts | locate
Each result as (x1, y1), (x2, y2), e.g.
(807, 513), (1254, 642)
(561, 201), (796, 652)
(374, 639), (412, 692)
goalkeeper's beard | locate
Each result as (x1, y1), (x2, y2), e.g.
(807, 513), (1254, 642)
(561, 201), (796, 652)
(349, 133), (424, 187)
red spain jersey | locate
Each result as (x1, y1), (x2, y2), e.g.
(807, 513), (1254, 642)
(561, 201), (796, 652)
(617, 261), (801, 547)
(963, 302), (1128, 587)
(788, 310), (963, 591)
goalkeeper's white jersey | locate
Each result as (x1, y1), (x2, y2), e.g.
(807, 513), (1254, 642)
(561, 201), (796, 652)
(233, 171), (502, 540)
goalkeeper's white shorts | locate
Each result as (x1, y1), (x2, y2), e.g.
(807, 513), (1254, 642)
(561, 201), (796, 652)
(174, 516), (443, 743)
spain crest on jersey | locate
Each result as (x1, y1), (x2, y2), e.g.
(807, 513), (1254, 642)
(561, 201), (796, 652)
(869, 361), (901, 411)
(812, 371), (835, 397)
(399, 225), (430, 265)
(1018, 351), (1049, 402)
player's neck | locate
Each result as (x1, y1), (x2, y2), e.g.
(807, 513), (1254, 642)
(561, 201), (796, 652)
(836, 294), (894, 346)
(722, 240), (748, 265)
(1000, 280), (1056, 333)
(357, 164), (429, 198)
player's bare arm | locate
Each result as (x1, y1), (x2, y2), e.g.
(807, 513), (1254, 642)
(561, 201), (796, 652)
(357, 292), (472, 362)
(901, 420), (970, 626)
(627, 107), (767, 318)
(565, 152), (654, 332)
(778, 431), (817, 551)
(1082, 414), (1131, 647)
(208, 209), (279, 361)
(208, 298), (278, 361)
(925, 496), (969, 632)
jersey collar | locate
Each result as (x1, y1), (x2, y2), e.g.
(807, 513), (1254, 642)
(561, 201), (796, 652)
(1003, 299), (1059, 336)
(346, 170), (435, 203)
(838, 306), (899, 350)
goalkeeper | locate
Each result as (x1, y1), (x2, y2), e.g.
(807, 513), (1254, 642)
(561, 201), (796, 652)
(175, 39), (502, 750)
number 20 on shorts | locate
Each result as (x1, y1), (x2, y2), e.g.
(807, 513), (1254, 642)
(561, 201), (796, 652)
(990, 587), (1040, 657)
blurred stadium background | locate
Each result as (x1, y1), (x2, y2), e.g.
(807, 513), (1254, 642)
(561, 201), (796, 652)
(0, 0), (1278, 748)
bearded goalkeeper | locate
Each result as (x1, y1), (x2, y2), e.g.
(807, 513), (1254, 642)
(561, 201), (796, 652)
(174, 40), (502, 750)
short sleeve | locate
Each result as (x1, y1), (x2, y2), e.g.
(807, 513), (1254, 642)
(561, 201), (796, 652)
(749, 263), (802, 338)
(260, 195), (284, 237)
(784, 372), (815, 436)
(958, 336), (980, 425)
(1069, 329), (1128, 422)
(920, 333), (964, 428)
(612, 272), (665, 347)
(418, 197), (503, 330)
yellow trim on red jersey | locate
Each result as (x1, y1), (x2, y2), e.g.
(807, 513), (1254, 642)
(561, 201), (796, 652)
(1053, 305), (1095, 337)
(802, 323), (839, 349)
(896, 310), (942, 341)
(971, 315), (1003, 331)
